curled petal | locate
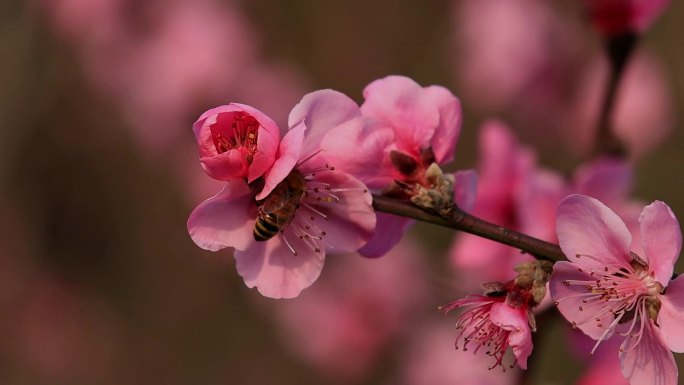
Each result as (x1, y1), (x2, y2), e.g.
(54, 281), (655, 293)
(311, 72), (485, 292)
(489, 303), (533, 369)
(639, 200), (682, 285)
(235, 232), (325, 299)
(657, 275), (684, 352)
(187, 180), (255, 252)
(556, 194), (632, 271)
(619, 320), (677, 385)
(358, 213), (414, 258)
(193, 104), (280, 181)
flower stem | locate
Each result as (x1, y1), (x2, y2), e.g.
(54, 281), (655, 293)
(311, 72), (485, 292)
(593, 32), (637, 157)
(372, 195), (565, 262)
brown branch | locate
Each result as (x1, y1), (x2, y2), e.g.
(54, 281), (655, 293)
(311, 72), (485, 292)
(593, 33), (637, 158)
(372, 195), (566, 262)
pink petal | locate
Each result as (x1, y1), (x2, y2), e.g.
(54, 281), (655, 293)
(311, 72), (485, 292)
(549, 261), (620, 340)
(256, 122), (306, 200)
(573, 157), (632, 206)
(361, 76), (439, 156)
(199, 150), (250, 181)
(239, 107), (281, 183)
(556, 194), (633, 271)
(657, 275), (684, 352)
(288, 89), (364, 160)
(452, 170), (478, 212)
(302, 170), (376, 253)
(489, 302), (532, 369)
(639, 200), (682, 285)
(358, 213), (414, 258)
(516, 169), (566, 241)
(476, 120), (536, 211)
(422, 85), (462, 164)
(320, 118), (396, 190)
(187, 180), (255, 252)
(235, 232), (325, 299)
(619, 320), (677, 385)
(451, 234), (531, 285)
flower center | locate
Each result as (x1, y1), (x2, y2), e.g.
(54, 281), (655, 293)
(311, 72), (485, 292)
(261, 163), (368, 257)
(557, 252), (664, 354)
(210, 111), (259, 157)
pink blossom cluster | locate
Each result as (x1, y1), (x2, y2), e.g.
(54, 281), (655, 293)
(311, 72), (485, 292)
(187, 75), (474, 298)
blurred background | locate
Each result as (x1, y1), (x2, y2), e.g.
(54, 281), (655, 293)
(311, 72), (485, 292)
(1, 0), (683, 384)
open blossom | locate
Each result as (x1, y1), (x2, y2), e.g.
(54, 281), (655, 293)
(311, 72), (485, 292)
(440, 295), (533, 370)
(582, 0), (671, 37)
(550, 195), (684, 385)
(187, 91), (376, 298)
(193, 104), (280, 182)
(321, 75), (476, 257)
(441, 261), (551, 371)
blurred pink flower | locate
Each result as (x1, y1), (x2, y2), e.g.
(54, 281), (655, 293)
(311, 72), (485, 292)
(451, 122), (643, 288)
(37, 0), (308, 165)
(551, 195), (684, 385)
(274, 238), (427, 381)
(570, 52), (674, 158)
(453, 0), (582, 113)
(396, 322), (517, 385)
(440, 294), (534, 370)
(450, 121), (565, 286)
(188, 91), (376, 298)
(322, 75), (475, 258)
(12, 276), (121, 382)
(582, 0), (671, 36)
(193, 104), (280, 182)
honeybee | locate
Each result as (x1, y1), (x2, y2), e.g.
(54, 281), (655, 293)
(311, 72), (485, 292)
(253, 171), (307, 241)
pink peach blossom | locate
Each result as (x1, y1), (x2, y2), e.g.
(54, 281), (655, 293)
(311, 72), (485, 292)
(440, 294), (534, 370)
(322, 75), (475, 258)
(192, 104), (280, 182)
(550, 195), (684, 385)
(582, 0), (671, 36)
(188, 91), (376, 298)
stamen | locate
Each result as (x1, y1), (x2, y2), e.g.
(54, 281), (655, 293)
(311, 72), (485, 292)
(302, 202), (329, 220)
(281, 234), (298, 256)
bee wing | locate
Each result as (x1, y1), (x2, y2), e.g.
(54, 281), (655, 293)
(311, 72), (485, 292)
(260, 184), (294, 214)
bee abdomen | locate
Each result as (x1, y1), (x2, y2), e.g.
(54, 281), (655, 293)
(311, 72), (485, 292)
(254, 213), (280, 241)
